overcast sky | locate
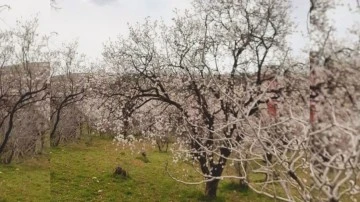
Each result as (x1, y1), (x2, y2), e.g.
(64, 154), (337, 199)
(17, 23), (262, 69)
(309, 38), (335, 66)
(0, 0), (358, 60)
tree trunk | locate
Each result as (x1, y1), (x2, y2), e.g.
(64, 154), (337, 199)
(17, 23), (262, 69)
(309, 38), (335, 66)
(50, 107), (62, 141)
(205, 179), (220, 198)
(53, 134), (61, 147)
(238, 160), (249, 190)
(329, 198), (338, 202)
(165, 141), (169, 152)
(0, 109), (16, 154)
(1, 148), (14, 164)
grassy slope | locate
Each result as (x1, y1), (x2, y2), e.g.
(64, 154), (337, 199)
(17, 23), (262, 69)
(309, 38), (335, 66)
(50, 137), (269, 202)
(0, 137), (270, 202)
(1, 137), (360, 201)
(0, 155), (50, 202)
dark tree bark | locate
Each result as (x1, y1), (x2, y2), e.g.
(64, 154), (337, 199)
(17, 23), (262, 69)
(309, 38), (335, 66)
(50, 90), (84, 146)
(205, 178), (220, 198)
(0, 86), (47, 155)
(0, 107), (16, 154)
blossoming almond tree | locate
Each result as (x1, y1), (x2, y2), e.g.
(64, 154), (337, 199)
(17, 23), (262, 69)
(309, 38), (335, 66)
(0, 19), (50, 163)
(50, 41), (87, 146)
(240, 1), (359, 201)
(103, 0), (292, 197)
(221, 1), (360, 201)
(307, 1), (360, 201)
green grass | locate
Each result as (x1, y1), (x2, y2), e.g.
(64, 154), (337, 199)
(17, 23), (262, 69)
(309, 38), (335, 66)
(0, 155), (50, 202)
(0, 137), (270, 201)
(50, 137), (269, 202)
(2, 136), (360, 201)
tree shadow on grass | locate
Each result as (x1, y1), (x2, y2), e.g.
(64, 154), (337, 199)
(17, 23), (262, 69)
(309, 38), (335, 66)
(220, 181), (270, 201)
(181, 189), (226, 202)
(220, 181), (250, 193)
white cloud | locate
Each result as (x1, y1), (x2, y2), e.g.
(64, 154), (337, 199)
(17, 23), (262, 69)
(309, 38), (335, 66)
(0, 0), (50, 34)
(89, 0), (117, 6)
(2, 0), (358, 60)
(50, 0), (192, 58)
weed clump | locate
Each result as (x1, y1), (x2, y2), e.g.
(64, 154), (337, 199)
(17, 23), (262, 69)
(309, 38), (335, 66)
(113, 166), (128, 178)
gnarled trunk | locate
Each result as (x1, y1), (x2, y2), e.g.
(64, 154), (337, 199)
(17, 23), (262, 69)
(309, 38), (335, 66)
(329, 198), (338, 202)
(203, 163), (225, 198)
(205, 178), (220, 198)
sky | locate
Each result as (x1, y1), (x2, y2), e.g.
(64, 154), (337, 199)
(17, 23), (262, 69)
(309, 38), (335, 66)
(0, 0), (50, 32)
(0, 0), (359, 60)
